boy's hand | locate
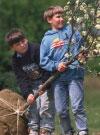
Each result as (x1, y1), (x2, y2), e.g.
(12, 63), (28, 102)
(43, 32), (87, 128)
(27, 94), (35, 105)
(57, 62), (66, 72)
(77, 52), (88, 64)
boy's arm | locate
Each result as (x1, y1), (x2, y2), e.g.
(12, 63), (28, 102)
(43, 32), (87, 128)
(12, 59), (34, 99)
(33, 43), (40, 65)
(66, 25), (84, 50)
(75, 31), (84, 48)
(74, 30), (88, 63)
(40, 40), (59, 72)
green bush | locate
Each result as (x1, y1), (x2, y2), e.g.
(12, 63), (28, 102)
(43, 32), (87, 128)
(86, 57), (100, 73)
(0, 71), (20, 93)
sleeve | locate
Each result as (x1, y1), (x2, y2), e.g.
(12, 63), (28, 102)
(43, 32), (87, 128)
(40, 39), (59, 72)
(66, 25), (84, 49)
(33, 43), (40, 65)
(12, 58), (33, 99)
(75, 30), (85, 51)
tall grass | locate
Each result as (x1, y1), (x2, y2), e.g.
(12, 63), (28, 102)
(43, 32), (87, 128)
(85, 75), (100, 135)
(55, 75), (100, 135)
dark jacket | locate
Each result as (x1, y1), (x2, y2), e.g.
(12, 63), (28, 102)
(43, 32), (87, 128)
(12, 43), (41, 99)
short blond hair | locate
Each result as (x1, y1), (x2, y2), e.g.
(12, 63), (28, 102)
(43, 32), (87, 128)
(43, 6), (64, 21)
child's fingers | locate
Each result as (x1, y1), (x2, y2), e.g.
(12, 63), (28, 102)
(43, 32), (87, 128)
(58, 62), (66, 72)
(27, 94), (35, 104)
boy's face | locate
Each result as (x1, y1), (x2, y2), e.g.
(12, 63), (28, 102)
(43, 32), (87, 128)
(11, 38), (28, 54)
(47, 13), (64, 30)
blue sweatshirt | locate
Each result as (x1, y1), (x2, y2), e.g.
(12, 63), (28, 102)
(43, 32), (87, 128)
(40, 25), (85, 80)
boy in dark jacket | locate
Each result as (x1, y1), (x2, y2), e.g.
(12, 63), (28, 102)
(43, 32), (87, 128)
(5, 28), (55, 135)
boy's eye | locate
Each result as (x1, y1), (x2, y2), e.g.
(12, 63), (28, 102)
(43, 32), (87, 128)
(21, 39), (25, 43)
(56, 14), (64, 18)
(15, 42), (20, 46)
(57, 14), (61, 17)
(15, 39), (25, 46)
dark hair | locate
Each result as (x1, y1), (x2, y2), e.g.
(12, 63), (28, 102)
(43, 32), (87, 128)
(43, 6), (64, 21)
(5, 28), (26, 47)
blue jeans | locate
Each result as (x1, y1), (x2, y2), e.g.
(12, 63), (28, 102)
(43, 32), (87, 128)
(53, 79), (88, 134)
(27, 80), (55, 132)
(39, 91), (55, 132)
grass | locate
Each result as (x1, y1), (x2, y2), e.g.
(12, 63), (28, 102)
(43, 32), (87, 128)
(55, 75), (100, 135)
(85, 75), (100, 135)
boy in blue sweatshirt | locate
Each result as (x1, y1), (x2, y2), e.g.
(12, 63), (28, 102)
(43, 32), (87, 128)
(5, 28), (55, 135)
(40, 6), (88, 135)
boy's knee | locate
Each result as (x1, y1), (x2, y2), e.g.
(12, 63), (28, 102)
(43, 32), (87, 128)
(72, 108), (85, 116)
(57, 110), (67, 118)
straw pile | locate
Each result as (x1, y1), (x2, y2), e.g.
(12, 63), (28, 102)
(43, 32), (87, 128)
(0, 89), (28, 135)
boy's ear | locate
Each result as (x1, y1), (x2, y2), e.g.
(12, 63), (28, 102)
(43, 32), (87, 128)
(10, 46), (15, 51)
(47, 17), (52, 24)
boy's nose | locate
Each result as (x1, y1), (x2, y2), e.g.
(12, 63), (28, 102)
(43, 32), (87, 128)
(20, 43), (24, 47)
(60, 18), (64, 22)
(60, 17), (64, 21)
